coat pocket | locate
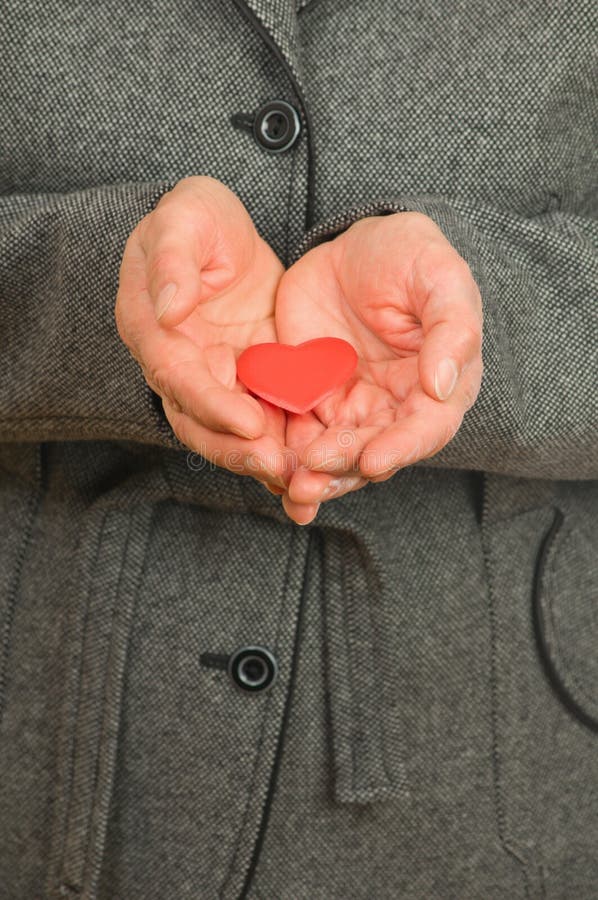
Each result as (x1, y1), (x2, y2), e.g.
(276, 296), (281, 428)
(532, 504), (598, 735)
(481, 474), (598, 896)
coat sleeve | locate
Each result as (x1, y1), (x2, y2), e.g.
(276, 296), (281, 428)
(0, 180), (183, 447)
(289, 196), (598, 481)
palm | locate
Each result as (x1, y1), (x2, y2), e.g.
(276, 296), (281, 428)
(170, 238), (287, 448)
(275, 238), (428, 467)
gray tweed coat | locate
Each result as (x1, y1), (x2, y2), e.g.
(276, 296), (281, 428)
(1, 1), (597, 898)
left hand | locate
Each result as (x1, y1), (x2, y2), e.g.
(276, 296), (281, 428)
(274, 212), (484, 523)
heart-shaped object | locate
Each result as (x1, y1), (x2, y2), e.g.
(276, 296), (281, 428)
(237, 337), (358, 414)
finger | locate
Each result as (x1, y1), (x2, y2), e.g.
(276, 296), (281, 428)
(300, 423), (382, 473)
(261, 482), (286, 496)
(285, 411), (326, 458)
(286, 466), (366, 505)
(140, 202), (213, 326)
(419, 272), (483, 402)
(115, 229), (150, 343)
(281, 494), (321, 526)
(155, 342), (266, 439)
(122, 281), (267, 438)
(358, 386), (473, 478)
(163, 400), (292, 487)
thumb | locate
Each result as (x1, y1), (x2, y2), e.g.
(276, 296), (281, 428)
(139, 178), (257, 328)
(418, 276), (482, 402)
(145, 232), (206, 327)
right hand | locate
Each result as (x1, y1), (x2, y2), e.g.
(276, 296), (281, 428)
(116, 175), (294, 491)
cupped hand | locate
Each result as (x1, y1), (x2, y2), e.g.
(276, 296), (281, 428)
(116, 175), (295, 490)
(274, 212), (484, 522)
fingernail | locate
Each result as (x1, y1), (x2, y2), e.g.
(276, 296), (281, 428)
(375, 462), (400, 476)
(310, 455), (347, 472)
(234, 425), (261, 440)
(247, 453), (285, 487)
(320, 475), (361, 500)
(295, 503), (320, 526)
(156, 282), (177, 320)
(264, 483), (285, 496)
(434, 358), (458, 400)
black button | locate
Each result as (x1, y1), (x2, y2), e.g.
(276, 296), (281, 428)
(228, 645), (278, 693)
(253, 100), (301, 153)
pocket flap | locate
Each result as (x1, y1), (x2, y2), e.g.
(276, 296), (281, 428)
(533, 506), (598, 732)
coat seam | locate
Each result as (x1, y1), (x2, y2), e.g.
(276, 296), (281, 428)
(55, 511), (109, 895)
(80, 510), (135, 893)
(480, 473), (532, 897)
(0, 443), (44, 728)
(353, 534), (398, 793)
(284, 135), (299, 269)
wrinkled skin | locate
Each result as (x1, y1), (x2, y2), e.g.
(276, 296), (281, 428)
(116, 176), (483, 525)
(275, 211), (483, 522)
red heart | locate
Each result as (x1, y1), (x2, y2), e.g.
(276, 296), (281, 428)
(236, 337), (358, 414)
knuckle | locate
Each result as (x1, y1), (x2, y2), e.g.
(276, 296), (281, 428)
(133, 209), (156, 246)
(147, 365), (171, 400)
(169, 412), (193, 450)
(173, 175), (221, 212)
(114, 296), (137, 351)
(153, 187), (179, 213)
(402, 210), (431, 230)
(141, 198), (181, 245)
(458, 320), (483, 356)
(178, 174), (214, 192)
(146, 248), (176, 285)
(139, 362), (159, 393)
(149, 365), (186, 415)
(176, 174), (205, 192)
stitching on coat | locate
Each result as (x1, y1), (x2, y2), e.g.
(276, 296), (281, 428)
(0, 444), (43, 727)
(339, 533), (359, 792)
(482, 503), (557, 528)
(85, 505), (157, 898)
(57, 511), (108, 893)
(229, 0), (316, 232)
(219, 525), (299, 897)
(284, 133), (299, 268)
(480, 476), (532, 897)
(337, 526), (410, 800)
(354, 534), (402, 794)
(80, 510), (135, 891)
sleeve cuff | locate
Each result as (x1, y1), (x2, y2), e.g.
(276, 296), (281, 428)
(289, 199), (411, 264)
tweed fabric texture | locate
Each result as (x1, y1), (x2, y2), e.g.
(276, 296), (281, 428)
(1, 1), (597, 898)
